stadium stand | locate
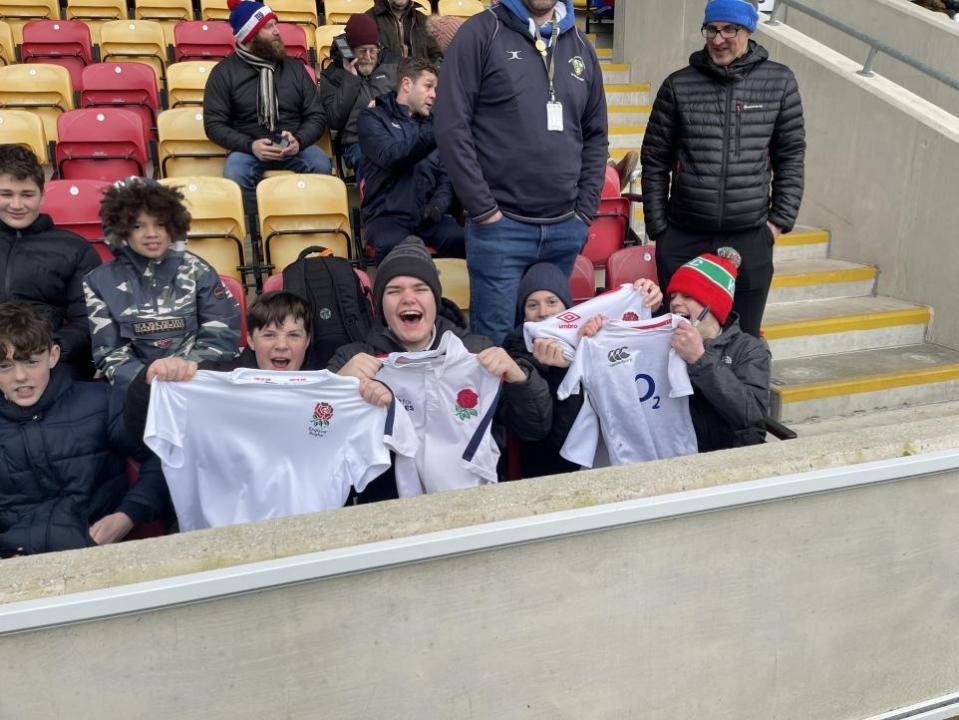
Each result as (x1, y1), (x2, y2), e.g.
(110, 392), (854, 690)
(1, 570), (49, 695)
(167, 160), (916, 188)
(157, 106), (228, 177)
(172, 20), (234, 61)
(0, 0), (60, 43)
(40, 178), (112, 260)
(64, 0), (126, 42)
(0, 110), (50, 164)
(166, 60), (217, 107)
(0, 21), (15, 65)
(433, 258), (470, 315)
(271, 0), (319, 48)
(20, 20), (95, 92)
(98, 19), (168, 88)
(80, 61), (161, 139)
(134, 0), (194, 45)
(198, 0), (230, 21)
(605, 245), (658, 290)
(569, 253), (597, 304)
(437, 0), (484, 17)
(323, 0), (374, 25)
(0, 63), (74, 142)
(54, 107), (152, 181)
(277, 22), (312, 67)
(314, 23), (345, 69)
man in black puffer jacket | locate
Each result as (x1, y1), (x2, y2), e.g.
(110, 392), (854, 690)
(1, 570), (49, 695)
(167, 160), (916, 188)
(641, 0), (805, 338)
(0, 145), (101, 378)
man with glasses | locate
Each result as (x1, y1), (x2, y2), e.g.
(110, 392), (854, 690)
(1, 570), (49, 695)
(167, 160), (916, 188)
(641, 0), (805, 338)
(320, 13), (399, 177)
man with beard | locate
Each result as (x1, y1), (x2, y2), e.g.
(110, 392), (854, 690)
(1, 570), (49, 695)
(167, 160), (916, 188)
(320, 13), (399, 178)
(641, 0), (805, 337)
(434, 0), (608, 345)
(365, 0), (443, 63)
(203, 0), (331, 220)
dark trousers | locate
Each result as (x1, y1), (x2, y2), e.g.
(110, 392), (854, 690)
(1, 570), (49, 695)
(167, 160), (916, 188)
(655, 223), (774, 337)
(367, 215), (466, 266)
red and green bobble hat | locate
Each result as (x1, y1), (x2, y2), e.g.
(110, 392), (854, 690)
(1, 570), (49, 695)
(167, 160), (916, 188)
(228, 0), (277, 45)
(666, 247), (742, 325)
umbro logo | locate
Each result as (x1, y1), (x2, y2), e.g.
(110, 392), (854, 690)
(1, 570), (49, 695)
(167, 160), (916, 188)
(506, 50), (523, 60)
(556, 311), (581, 324)
(608, 346), (631, 364)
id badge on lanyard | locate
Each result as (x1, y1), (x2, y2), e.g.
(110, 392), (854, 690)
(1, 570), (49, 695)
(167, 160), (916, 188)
(536, 20), (563, 133)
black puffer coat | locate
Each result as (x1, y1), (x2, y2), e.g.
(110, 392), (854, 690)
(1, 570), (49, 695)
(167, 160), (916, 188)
(0, 366), (168, 556)
(641, 41), (805, 239)
(367, 0), (443, 63)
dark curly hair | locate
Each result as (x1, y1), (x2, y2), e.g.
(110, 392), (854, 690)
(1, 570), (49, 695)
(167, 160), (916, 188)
(99, 179), (191, 241)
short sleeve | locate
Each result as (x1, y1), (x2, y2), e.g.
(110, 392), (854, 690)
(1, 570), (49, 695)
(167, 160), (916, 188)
(143, 381), (188, 468)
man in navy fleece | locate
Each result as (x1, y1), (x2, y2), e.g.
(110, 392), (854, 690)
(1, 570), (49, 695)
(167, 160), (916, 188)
(433, 0), (608, 345)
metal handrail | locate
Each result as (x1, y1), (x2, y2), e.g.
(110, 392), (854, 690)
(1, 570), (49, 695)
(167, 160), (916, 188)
(766, 0), (959, 90)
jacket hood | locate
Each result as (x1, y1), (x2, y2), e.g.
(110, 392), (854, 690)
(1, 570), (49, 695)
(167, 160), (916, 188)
(0, 362), (71, 422)
(375, 90), (413, 120)
(498, 0), (576, 37)
(0, 213), (55, 237)
(690, 39), (767, 82)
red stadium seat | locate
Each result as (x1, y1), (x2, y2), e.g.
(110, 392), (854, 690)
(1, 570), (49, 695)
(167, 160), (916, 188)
(605, 245), (657, 290)
(261, 269), (374, 314)
(55, 107), (152, 181)
(580, 164), (631, 270)
(569, 254), (596, 304)
(277, 22), (311, 68)
(219, 274), (247, 347)
(172, 19), (233, 61)
(602, 164), (620, 199)
(21, 20), (95, 91)
(80, 62), (161, 140)
(41, 179), (113, 261)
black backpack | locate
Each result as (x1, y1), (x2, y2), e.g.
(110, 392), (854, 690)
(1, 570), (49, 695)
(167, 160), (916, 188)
(282, 246), (374, 369)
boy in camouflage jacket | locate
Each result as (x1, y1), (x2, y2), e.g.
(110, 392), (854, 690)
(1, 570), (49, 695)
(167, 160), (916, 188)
(84, 179), (241, 388)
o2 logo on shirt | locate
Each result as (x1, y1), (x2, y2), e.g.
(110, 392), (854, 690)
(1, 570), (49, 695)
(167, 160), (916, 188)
(635, 373), (661, 409)
(555, 311), (581, 329)
(309, 401), (334, 437)
(454, 388), (479, 421)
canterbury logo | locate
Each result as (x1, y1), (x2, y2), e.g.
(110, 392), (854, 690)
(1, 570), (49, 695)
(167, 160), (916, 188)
(607, 347), (631, 363)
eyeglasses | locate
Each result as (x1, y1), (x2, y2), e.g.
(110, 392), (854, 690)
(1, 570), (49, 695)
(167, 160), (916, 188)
(701, 24), (742, 39)
(354, 45), (380, 57)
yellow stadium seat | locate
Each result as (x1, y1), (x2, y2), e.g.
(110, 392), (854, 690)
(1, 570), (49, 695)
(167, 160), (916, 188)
(99, 20), (168, 88)
(272, 0), (318, 48)
(0, 110), (49, 163)
(159, 176), (248, 280)
(433, 258), (470, 315)
(0, 64), (74, 142)
(65, 0), (127, 43)
(438, 0), (483, 17)
(323, 0), (374, 25)
(0, 0), (59, 43)
(314, 23), (344, 69)
(256, 174), (353, 272)
(413, 0), (431, 14)
(166, 60), (216, 107)
(317, 128), (333, 161)
(0, 21), (15, 64)
(157, 107), (229, 177)
(198, 0), (230, 21)
(134, 0), (194, 45)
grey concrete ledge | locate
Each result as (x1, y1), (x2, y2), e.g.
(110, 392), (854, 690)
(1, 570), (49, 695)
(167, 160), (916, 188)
(4, 413), (959, 605)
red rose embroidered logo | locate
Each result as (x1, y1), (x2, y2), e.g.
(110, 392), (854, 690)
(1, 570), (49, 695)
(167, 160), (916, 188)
(622, 311), (639, 321)
(454, 388), (479, 421)
(309, 401), (334, 437)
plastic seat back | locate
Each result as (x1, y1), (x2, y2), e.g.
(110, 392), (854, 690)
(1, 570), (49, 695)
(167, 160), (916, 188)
(438, 0), (483, 17)
(21, 20), (95, 91)
(0, 0), (59, 43)
(323, 0), (374, 25)
(64, 0), (126, 42)
(159, 176), (247, 280)
(434, 258), (470, 316)
(55, 107), (151, 181)
(0, 21), (15, 64)
(277, 22), (311, 67)
(157, 107), (228, 177)
(219, 274), (247, 345)
(166, 60), (217, 107)
(256, 174), (353, 271)
(99, 20), (167, 88)
(605, 246), (657, 291)
(0, 110), (49, 163)
(172, 20), (233, 61)
(198, 0), (230, 21)
(80, 61), (160, 139)
(41, 178), (112, 260)
(569, 253), (596, 304)
(0, 63), (74, 142)
(134, 0), (194, 45)
(272, 0), (318, 45)
(315, 24), (344, 69)
(582, 195), (628, 269)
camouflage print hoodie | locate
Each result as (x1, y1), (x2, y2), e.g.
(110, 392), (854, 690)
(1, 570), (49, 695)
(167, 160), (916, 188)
(83, 239), (241, 388)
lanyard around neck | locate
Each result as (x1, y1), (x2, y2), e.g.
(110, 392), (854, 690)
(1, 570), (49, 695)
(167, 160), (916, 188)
(534, 12), (561, 102)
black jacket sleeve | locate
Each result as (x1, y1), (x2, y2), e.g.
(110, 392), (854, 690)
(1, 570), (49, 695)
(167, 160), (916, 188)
(203, 63), (257, 153)
(54, 241), (101, 364)
(640, 77), (678, 240)
(290, 62), (327, 149)
(358, 107), (437, 172)
(767, 71), (805, 234)
(322, 68), (363, 132)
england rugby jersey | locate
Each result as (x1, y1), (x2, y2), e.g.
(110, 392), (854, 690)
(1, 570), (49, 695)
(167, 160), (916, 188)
(144, 369), (417, 531)
(375, 331), (502, 496)
(523, 284), (653, 360)
(557, 316), (698, 467)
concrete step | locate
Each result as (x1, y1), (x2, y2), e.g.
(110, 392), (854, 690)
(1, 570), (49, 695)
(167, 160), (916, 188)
(608, 104), (651, 125)
(601, 63), (631, 84)
(586, 32), (613, 49)
(762, 296), (930, 360)
(605, 83), (651, 106)
(773, 226), (829, 261)
(768, 258), (877, 303)
(770, 343), (959, 423)
(608, 125), (645, 149)
(597, 47), (613, 61)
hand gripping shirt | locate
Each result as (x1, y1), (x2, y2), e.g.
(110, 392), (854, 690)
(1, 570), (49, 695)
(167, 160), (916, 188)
(523, 284), (653, 360)
(375, 331), (502, 496)
(144, 368), (417, 531)
(557, 316), (698, 468)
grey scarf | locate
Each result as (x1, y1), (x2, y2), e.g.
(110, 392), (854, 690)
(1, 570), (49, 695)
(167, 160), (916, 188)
(235, 44), (279, 134)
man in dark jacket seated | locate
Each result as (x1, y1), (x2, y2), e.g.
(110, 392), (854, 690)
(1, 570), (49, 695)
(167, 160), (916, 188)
(359, 57), (465, 265)
(203, 0), (331, 220)
(366, 0), (444, 64)
(0, 145), (101, 378)
(0, 303), (169, 557)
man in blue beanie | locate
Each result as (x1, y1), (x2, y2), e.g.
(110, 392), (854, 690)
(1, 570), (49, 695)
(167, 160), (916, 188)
(641, 0), (806, 338)
(434, 0), (609, 345)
